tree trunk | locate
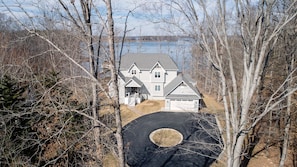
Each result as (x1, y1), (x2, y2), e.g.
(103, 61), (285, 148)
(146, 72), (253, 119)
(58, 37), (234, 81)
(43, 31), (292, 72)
(279, 87), (291, 167)
(104, 0), (125, 166)
(279, 54), (294, 167)
(92, 83), (102, 162)
(80, 0), (103, 162)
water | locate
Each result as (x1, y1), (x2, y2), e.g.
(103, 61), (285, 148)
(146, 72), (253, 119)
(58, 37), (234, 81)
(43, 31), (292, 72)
(115, 40), (193, 72)
(82, 40), (193, 73)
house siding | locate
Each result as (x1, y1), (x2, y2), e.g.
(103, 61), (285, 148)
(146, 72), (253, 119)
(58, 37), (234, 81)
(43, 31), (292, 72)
(151, 83), (164, 97)
(151, 66), (165, 83)
(111, 53), (202, 110)
(128, 65), (140, 78)
(139, 71), (151, 82)
(118, 79), (126, 104)
(165, 71), (177, 86)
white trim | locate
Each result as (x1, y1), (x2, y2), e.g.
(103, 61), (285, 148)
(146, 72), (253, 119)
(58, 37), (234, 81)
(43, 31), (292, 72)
(149, 61), (166, 73)
(165, 81), (185, 96)
(125, 78), (142, 88)
(127, 63), (139, 73)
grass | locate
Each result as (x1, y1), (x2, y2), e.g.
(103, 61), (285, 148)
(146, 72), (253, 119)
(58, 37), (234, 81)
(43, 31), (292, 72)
(135, 100), (164, 114)
(103, 153), (119, 167)
(120, 105), (139, 126)
(149, 128), (183, 147)
(121, 100), (165, 126)
(202, 94), (224, 113)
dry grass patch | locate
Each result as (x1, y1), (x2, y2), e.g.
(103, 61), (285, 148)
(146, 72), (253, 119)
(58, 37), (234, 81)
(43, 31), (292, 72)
(121, 100), (164, 126)
(103, 153), (118, 167)
(120, 105), (139, 126)
(149, 128), (183, 147)
(202, 94), (224, 113)
(135, 100), (164, 115)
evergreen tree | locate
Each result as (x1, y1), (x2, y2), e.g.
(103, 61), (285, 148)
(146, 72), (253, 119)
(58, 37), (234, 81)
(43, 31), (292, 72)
(0, 75), (25, 109)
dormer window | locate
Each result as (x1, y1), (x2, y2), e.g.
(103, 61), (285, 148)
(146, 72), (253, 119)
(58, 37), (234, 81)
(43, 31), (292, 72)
(132, 70), (136, 75)
(155, 71), (160, 78)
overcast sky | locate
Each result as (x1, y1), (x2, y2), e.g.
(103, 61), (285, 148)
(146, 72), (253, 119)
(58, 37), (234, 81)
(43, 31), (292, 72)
(0, 0), (169, 36)
(0, 0), (229, 36)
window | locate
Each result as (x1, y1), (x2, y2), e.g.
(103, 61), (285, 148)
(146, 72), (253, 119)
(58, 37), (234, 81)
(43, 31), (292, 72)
(132, 70), (136, 75)
(155, 71), (160, 78)
(155, 85), (161, 91)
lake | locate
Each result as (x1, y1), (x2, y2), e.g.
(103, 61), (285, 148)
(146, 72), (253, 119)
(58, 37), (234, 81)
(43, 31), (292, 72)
(82, 40), (194, 73)
(115, 40), (193, 72)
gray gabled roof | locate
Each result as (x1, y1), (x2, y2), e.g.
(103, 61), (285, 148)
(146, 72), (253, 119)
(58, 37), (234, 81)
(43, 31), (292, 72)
(118, 71), (144, 87)
(164, 73), (201, 98)
(125, 76), (143, 87)
(120, 53), (178, 71)
(118, 71), (126, 81)
(178, 72), (196, 84)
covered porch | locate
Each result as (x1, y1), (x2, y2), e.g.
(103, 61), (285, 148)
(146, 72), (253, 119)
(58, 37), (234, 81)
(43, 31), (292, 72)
(124, 76), (143, 106)
(124, 87), (142, 106)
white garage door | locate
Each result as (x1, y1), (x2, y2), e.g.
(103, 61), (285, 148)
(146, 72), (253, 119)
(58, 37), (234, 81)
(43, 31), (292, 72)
(170, 100), (195, 111)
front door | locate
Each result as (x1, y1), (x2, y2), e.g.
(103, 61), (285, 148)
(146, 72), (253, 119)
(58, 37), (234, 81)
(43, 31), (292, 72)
(131, 87), (138, 94)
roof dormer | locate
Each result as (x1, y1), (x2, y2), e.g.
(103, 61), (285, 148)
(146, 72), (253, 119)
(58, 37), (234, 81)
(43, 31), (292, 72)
(127, 63), (140, 75)
(149, 61), (166, 73)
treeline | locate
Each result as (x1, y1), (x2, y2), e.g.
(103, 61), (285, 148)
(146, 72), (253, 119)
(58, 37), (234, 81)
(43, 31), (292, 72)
(121, 35), (190, 42)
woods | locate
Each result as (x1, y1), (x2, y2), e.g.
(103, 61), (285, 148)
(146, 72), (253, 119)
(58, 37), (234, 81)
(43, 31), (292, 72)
(1, 0), (124, 166)
(144, 0), (297, 166)
(1, 0), (297, 166)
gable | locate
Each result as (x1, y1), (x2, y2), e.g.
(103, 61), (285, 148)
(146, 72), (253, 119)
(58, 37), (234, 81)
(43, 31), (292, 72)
(125, 77), (143, 88)
(164, 73), (201, 99)
(150, 61), (166, 73)
(169, 82), (197, 95)
(127, 63), (140, 73)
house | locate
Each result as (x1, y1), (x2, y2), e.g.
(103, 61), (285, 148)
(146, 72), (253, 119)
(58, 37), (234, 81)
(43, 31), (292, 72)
(109, 53), (202, 111)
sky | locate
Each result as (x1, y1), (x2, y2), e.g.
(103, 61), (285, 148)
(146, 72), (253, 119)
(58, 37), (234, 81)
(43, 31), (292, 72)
(112, 0), (162, 36)
(0, 0), (165, 36)
(0, 0), (220, 36)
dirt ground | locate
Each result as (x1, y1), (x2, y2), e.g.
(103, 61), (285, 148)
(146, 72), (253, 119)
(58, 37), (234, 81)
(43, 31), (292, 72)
(202, 94), (293, 167)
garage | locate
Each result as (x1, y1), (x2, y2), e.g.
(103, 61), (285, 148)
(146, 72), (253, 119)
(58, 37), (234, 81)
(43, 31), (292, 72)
(165, 97), (199, 112)
(164, 74), (202, 112)
(170, 100), (194, 111)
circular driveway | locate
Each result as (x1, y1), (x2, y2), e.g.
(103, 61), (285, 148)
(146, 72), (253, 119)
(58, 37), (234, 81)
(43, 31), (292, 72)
(123, 112), (223, 167)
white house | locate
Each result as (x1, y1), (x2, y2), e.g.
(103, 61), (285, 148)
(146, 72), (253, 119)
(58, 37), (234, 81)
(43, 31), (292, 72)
(109, 53), (202, 111)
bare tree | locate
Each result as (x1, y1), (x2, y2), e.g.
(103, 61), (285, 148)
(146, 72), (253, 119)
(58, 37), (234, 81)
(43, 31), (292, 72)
(104, 0), (125, 166)
(1, 0), (125, 166)
(277, 2), (297, 165)
(144, 0), (297, 166)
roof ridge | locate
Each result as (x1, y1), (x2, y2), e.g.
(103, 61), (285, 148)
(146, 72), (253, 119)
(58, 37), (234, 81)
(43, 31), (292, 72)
(120, 53), (178, 71)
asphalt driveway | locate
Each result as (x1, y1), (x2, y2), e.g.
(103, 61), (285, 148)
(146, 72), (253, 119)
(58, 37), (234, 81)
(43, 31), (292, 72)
(123, 112), (223, 167)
